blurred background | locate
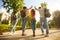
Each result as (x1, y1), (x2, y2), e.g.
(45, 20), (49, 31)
(0, 0), (60, 35)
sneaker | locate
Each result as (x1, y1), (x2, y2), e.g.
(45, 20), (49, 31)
(22, 33), (26, 36)
(33, 31), (35, 37)
(33, 34), (35, 37)
(22, 34), (24, 36)
(9, 32), (14, 35)
(9, 33), (13, 35)
(22, 32), (25, 36)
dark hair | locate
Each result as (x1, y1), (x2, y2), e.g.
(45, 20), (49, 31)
(23, 6), (27, 9)
(31, 9), (35, 14)
(39, 7), (41, 9)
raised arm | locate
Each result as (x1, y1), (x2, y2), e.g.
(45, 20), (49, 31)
(28, 6), (33, 10)
(34, 6), (38, 11)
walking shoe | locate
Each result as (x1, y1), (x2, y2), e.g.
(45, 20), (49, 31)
(33, 34), (35, 37)
(22, 32), (25, 36)
(22, 33), (26, 36)
(33, 30), (35, 37)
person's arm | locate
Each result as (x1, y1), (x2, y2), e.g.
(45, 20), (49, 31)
(28, 6), (33, 10)
(34, 6), (39, 11)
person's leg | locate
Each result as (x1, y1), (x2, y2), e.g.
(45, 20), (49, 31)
(40, 18), (44, 34)
(22, 17), (27, 35)
(11, 19), (18, 32)
(31, 18), (36, 37)
(44, 18), (49, 36)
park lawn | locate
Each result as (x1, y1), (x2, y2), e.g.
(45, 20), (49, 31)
(50, 27), (60, 30)
(0, 24), (22, 32)
(0, 24), (60, 32)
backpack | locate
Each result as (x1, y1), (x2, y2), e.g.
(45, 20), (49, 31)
(44, 8), (51, 18)
(20, 9), (26, 18)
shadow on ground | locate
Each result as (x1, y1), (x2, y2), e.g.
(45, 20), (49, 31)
(0, 34), (46, 40)
(0, 30), (60, 40)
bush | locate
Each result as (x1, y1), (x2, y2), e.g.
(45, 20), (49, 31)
(2, 20), (9, 24)
(0, 24), (22, 32)
(0, 24), (10, 32)
(36, 22), (40, 28)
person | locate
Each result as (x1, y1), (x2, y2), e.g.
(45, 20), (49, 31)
(30, 9), (36, 37)
(34, 3), (49, 37)
(20, 6), (32, 36)
(10, 11), (18, 33)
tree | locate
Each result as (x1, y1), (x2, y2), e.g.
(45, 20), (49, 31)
(1, 0), (24, 35)
(2, 0), (24, 24)
(2, 0), (24, 13)
(51, 10), (60, 28)
(48, 20), (55, 28)
(26, 11), (31, 29)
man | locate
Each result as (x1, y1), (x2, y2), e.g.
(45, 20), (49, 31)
(10, 11), (18, 33)
(34, 3), (49, 37)
(20, 6), (32, 36)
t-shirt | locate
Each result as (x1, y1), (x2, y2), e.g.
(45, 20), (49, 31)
(30, 10), (35, 19)
(20, 8), (28, 18)
(38, 8), (45, 18)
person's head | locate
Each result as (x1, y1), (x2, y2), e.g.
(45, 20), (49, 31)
(31, 9), (35, 14)
(23, 6), (27, 9)
(39, 7), (41, 9)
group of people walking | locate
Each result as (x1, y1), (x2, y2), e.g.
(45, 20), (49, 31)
(10, 2), (50, 37)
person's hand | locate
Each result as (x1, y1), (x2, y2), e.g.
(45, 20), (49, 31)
(34, 6), (36, 8)
(29, 6), (33, 9)
(31, 5), (33, 8)
(34, 6), (36, 9)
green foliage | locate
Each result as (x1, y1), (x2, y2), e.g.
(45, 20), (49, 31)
(2, 0), (24, 26)
(2, 0), (24, 13)
(2, 20), (9, 24)
(26, 11), (31, 29)
(53, 10), (60, 28)
(0, 24), (22, 32)
(49, 10), (60, 28)
(0, 24), (10, 32)
(36, 22), (40, 28)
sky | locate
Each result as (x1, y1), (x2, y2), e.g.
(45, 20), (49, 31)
(0, 0), (60, 21)
(0, 0), (2, 7)
(24, 0), (60, 11)
(24, 0), (60, 21)
(0, 0), (7, 13)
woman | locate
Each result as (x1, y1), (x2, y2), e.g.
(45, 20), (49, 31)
(30, 9), (36, 37)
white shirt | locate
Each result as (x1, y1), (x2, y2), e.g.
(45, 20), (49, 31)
(38, 8), (45, 18)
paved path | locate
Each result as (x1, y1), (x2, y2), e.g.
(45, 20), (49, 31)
(0, 28), (60, 40)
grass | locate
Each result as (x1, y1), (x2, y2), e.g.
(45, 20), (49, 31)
(0, 24), (22, 32)
(0, 24), (60, 32)
(50, 27), (60, 30)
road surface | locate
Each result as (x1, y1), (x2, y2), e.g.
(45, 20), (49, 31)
(0, 28), (60, 40)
